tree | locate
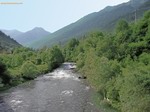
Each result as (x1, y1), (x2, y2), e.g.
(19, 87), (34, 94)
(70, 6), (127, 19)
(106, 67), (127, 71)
(0, 61), (11, 85)
(48, 46), (64, 71)
(63, 38), (79, 61)
(21, 61), (39, 79)
(119, 63), (150, 112)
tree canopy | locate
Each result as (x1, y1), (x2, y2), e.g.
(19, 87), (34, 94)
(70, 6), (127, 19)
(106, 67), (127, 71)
(62, 11), (150, 112)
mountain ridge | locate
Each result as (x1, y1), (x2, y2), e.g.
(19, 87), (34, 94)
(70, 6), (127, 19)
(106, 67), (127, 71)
(0, 31), (21, 53)
(1, 27), (50, 47)
(1, 29), (23, 38)
(29, 0), (150, 49)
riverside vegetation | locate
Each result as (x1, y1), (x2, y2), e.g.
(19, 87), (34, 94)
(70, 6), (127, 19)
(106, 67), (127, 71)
(0, 46), (64, 89)
(0, 11), (150, 112)
(63, 11), (150, 112)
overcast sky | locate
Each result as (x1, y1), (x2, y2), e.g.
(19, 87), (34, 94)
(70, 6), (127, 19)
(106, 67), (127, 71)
(0, 0), (130, 32)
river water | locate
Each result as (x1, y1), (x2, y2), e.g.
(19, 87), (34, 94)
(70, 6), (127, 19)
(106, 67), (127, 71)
(0, 63), (100, 112)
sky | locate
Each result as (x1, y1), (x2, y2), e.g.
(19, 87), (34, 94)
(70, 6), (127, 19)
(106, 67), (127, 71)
(0, 0), (130, 32)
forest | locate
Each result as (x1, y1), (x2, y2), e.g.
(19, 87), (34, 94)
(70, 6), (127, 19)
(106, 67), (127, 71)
(63, 11), (150, 112)
(0, 11), (150, 112)
(0, 46), (64, 89)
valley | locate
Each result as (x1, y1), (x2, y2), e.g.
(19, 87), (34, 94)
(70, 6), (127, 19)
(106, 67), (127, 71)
(0, 0), (150, 112)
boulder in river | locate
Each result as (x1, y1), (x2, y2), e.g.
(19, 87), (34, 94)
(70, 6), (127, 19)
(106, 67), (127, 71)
(78, 76), (87, 79)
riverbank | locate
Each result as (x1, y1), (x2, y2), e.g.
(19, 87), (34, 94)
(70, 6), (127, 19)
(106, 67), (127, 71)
(0, 46), (64, 92)
(0, 64), (63, 92)
(78, 72), (119, 112)
(0, 63), (100, 112)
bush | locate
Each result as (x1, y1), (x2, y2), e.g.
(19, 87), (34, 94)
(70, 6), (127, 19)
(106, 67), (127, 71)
(37, 64), (49, 74)
(0, 61), (11, 85)
(21, 61), (39, 80)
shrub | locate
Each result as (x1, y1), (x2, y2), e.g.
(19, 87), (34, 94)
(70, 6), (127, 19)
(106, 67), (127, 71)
(21, 61), (39, 80)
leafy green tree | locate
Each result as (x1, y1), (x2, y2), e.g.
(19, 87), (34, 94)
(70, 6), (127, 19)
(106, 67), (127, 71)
(0, 61), (11, 85)
(21, 61), (39, 79)
(48, 46), (64, 71)
(139, 52), (150, 65)
(11, 54), (24, 67)
(65, 12), (150, 111)
(116, 19), (129, 33)
(63, 38), (79, 61)
(119, 63), (150, 112)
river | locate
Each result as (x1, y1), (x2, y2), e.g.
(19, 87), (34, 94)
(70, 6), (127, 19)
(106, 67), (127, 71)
(0, 62), (100, 112)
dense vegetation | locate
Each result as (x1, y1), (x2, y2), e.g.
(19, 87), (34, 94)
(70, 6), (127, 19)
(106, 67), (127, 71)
(0, 46), (64, 88)
(0, 6), (150, 112)
(0, 31), (21, 53)
(63, 11), (150, 112)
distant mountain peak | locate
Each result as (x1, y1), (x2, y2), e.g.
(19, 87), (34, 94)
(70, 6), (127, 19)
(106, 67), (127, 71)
(31, 27), (50, 33)
(1, 27), (51, 47)
(32, 27), (44, 30)
(14, 27), (50, 46)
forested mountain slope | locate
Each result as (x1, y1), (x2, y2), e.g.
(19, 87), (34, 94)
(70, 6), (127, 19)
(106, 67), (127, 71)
(63, 10), (150, 112)
(0, 31), (21, 53)
(30, 0), (150, 49)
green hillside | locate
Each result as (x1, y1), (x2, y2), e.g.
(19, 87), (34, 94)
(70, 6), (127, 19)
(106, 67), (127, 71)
(0, 31), (21, 53)
(63, 10), (150, 112)
(29, 0), (150, 49)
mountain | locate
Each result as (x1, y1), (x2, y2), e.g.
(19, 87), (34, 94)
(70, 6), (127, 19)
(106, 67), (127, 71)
(29, 0), (150, 49)
(2, 27), (50, 47)
(0, 31), (21, 53)
(1, 29), (23, 38)
(130, 0), (149, 8)
(15, 27), (50, 46)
